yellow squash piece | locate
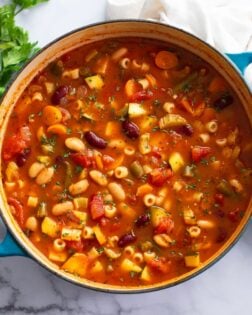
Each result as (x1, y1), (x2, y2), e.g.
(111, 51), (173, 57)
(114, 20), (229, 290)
(85, 74), (104, 90)
(62, 253), (89, 277)
(121, 258), (142, 273)
(93, 225), (106, 245)
(41, 217), (60, 238)
(185, 253), (200, 267)
(169, 152), (185, 172)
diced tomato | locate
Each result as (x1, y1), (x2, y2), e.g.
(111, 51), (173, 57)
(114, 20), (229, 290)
(149, 167), (173, 187)
(147, 257), (171, 273)
(90, 194), (105, 220)
(65, 240), (84, 252)
(8, 197), (24, 227)
(191, 146), (211, 163)
(130, 90), (153, 102)
(214, 193), (224, 206)
(154, 217), (174, 235)
(228, 208), (241, 222)
(3, 126), (31, 161)
(71, 150), (96, 168)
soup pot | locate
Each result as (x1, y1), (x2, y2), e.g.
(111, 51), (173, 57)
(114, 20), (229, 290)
(0, 20), (251, 293)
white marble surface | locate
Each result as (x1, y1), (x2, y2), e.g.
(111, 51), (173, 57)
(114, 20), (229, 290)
(0, 0), (252, 314)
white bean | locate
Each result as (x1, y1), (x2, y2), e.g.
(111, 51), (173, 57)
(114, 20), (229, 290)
(52, 201), (74, 216)
(108, 182), (125, 201)
(89, 170), (108, 186)
(69, 179), (89, 195)
(65, 137), (85, 152)
(29, 162), (45, 178)
(36, 167), (54, 185)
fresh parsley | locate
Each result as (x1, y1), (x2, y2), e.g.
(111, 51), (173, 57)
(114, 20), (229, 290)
(0, 0), (49, 96)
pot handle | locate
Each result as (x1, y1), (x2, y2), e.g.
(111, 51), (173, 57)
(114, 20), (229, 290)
(0, 231), (27, 257)
(226, 52), (252, 74)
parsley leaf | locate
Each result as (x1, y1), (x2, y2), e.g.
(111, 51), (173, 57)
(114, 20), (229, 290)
(0, 0), (49, 97)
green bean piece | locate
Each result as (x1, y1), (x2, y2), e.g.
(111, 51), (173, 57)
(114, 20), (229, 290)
(64, 161), (73, 188)
(173, 72), (198, 94)
(216, 179), (233, 196)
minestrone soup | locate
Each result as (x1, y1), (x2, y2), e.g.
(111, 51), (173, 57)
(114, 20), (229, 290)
(2, 38), (252, 286)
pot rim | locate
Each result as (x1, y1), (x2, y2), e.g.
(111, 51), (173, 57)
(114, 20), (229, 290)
(0, 19), (251, 294)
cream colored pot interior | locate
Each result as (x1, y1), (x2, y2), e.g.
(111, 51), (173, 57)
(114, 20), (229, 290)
(0, 21), (251, 293)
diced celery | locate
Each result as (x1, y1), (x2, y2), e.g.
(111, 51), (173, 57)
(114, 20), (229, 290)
(139, 133), (151, 155)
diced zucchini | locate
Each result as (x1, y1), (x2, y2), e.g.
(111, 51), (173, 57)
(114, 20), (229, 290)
(159, 114), (187, 129)
(150, 206), (167, 227)
(93, 225), (106, 245)
(41, 217), (59, 238)
(169, 152), (185, 172)
(130, 161), (144, 178)
(139, 133), (151, 155)
(140, 266), (152, 282)
(121, 258), (142, 273)
(81, 113), (94, 121)
(85, 74), (104, 90)
(62, 253), (88, 276)
(183, 208), (197, 225)
(128, 103), (147, 118)
(184, 253), (200, 267)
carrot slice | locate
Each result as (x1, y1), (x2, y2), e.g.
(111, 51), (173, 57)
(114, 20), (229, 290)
(47, 124), (67, 135)
(42, 105), (62, 125)
(155, 51), (178, 70)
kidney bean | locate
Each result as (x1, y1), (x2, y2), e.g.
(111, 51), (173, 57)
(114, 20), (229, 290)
(177, 124), (194, 136)
(118, 231), (136, 247)
(122, 120), (140, 139)
(135, 214), (150, 227)
(55, 155), (64, 165)
(84, 131), (107, 149)
(213, 94), (234, 111)
(51, 85), (68, 105)
(16, 148), (31, 167)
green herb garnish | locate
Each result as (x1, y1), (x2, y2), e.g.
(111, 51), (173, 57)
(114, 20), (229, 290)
(0, 0), (49, 96)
